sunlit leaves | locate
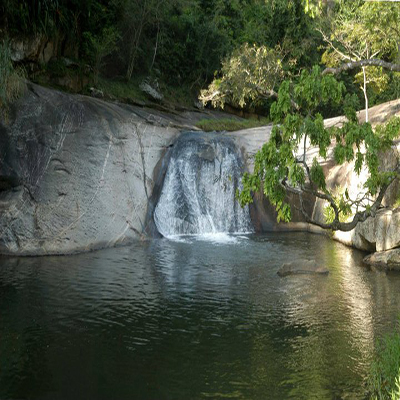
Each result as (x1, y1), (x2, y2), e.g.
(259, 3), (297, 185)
(199, 43), (283, 109)
(323, 187), (353, 225)
(320, 1), (400, 107)
(294, 66), (344, 111)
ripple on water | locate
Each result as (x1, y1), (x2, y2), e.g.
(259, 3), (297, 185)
(1, 232), (400, 400)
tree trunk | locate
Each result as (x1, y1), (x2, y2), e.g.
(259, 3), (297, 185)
(150, 22), (160, 72)
(125, 8), (146, 81)
(362, 66), (368, 123)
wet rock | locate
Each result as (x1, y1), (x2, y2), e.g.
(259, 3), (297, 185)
(277, 260), (329, 277)
(153, 132), (252, 236)
(363, 248), (400, 270)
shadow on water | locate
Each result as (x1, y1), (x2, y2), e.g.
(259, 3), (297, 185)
(1, 232), (400, 399)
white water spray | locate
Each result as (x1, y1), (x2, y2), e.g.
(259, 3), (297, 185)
(154, 132), (252, 237)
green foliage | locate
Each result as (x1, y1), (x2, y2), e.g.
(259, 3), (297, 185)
(198, 0), (323, 111)
(1, 0), (399, 117)
(200, 43), (283, 109)
(369, 73), (400, 107)
(1, 0), (120, 78)
(1, 0), (62, 36)
(367, 322), (400, 400)
(0, 40), (26, 118)
(195, 117), (270, 132)
(323, 187), (352, 224)
(83, 26), (120, 84)
(361, 2), (400, 63)
(96, 77), (147, 102)
(239, 66), (343, 222)
(303, 0), (323, 18)
(319, 1), (400, 113)
(238, 66), (400, 229)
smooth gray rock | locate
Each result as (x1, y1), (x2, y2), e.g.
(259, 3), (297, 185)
(0, 83), (181, 255)
(139, 81), (163, 102)
(277, 260), (329, 277)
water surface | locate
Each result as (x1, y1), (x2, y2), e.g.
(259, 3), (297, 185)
(1, 232), (400, 399)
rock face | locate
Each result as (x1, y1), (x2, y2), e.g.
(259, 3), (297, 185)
(335, 208), (400, 253)
(0, 83), (181, 255)
(1, 83), (399, 258)
(277, 260), (329, 277)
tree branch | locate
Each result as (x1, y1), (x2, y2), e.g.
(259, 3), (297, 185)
(317, 28), (353, 62)
(283, 162), (400, 232)
(322, 58), (400, 75)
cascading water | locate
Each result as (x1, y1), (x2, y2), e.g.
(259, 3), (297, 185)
(154, 132), (252, 237)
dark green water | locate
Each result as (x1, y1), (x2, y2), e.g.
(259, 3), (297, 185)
(1, 232), (400, 400)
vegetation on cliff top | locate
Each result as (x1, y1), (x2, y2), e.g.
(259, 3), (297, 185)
(195, 117), (270, 132)
(0, 1), (399, 115)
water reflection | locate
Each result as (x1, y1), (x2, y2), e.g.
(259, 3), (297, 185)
(1, 233), (400, 399)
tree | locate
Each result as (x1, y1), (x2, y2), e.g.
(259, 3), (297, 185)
(199, 43), (284, 109)
(199, 0), (323, 111)
(319, 1), (400, 122)
(319, 1), (376, 122)
(83, 26), (120, 85)
(116, 0), (160, 81)
(361, 1), (400, 64)
(238, 66), (400, 231)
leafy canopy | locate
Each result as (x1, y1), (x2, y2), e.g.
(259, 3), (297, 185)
(199, 43), (283, 109)
(238, 66), (400, 231)
(319, 1), (400, 109)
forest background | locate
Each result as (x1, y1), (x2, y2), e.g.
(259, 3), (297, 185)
(2, 0), (400, 117)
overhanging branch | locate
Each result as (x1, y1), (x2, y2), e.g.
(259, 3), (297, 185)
(322, 59), (400, 75)
(282, 164), (400, 232)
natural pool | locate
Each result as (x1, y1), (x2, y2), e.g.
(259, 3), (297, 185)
(1, 232), (400, 399)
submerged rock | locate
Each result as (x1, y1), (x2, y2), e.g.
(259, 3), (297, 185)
(277, 260), (329, 277)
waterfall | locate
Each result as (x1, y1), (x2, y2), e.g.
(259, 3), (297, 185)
(154, 132), (252, 237)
